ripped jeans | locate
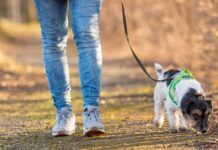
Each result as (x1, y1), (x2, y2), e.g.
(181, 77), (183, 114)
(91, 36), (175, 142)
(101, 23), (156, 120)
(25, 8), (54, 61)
(34, 0), (103, 111)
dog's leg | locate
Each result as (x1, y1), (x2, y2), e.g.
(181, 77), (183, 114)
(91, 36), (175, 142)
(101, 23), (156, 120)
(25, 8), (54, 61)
(174, 110), (180, 131)
(178, 111), (188, 131)
(153, 82), (166, 128)
(153, 97), (165, 128)
(166, 107), (179, 132)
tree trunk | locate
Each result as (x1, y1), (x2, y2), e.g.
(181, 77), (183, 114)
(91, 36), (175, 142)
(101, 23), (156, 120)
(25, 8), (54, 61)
(6, 0), (21, 22)
(21, 0), (37, 22)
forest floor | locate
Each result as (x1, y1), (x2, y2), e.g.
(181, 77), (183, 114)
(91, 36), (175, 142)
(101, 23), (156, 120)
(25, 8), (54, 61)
(0, 21), (218, 150)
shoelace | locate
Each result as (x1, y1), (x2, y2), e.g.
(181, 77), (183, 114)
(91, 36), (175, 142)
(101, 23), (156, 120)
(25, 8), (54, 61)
(85, 109), (100, 122)
(58, 111), (71, 124)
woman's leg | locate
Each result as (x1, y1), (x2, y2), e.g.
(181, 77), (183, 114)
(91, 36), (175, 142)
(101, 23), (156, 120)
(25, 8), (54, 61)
(34, 0), (72, 111)
(69, 0), (105, 136)
(70, 0), (103, 108)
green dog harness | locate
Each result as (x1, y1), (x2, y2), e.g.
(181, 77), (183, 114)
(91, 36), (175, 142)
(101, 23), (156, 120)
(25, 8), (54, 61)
(168, 69), (195, 106)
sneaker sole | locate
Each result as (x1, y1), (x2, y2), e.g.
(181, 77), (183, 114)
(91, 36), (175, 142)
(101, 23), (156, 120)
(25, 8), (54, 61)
(84, 127), (105, 137)
(52, 130), (75, 137)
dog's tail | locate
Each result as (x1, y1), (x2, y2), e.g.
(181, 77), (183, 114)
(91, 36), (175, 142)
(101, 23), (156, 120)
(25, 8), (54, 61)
(154, 63), (164, 77)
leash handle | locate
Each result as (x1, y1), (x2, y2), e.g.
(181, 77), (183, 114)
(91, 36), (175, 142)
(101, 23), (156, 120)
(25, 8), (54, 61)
(121, 1), (172, 82)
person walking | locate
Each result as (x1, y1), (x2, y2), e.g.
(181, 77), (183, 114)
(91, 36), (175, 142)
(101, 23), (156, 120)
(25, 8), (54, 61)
(34, 0), (105, 137)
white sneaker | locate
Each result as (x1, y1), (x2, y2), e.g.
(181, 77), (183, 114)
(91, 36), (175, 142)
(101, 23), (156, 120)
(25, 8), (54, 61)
(52, 108), (75, 137)
(83, 106), (105, 137)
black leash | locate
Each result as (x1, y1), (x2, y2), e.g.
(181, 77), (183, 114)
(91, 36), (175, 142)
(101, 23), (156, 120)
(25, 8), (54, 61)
(121, 1), (172, 82)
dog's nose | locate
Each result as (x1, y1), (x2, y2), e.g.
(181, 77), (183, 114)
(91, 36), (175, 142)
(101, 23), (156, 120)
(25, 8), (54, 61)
(201, 129), (207, 133)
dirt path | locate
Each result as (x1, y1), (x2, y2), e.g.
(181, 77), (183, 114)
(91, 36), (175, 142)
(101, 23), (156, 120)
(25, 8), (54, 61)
(0, 22), (218, 149)
(0, 66), (217, 149)
(0, 52), (217, 150)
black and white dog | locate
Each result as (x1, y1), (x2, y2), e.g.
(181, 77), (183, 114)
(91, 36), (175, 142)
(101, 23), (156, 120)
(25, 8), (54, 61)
(153, 63), (212, 133)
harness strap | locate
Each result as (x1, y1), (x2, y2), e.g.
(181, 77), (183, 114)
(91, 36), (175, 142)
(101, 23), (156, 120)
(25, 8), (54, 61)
(168, 69), (194, 106)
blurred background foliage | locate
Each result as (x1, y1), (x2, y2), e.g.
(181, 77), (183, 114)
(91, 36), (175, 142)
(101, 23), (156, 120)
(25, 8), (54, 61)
(0, 0), (37, 22)
(0, 0), (217, 88)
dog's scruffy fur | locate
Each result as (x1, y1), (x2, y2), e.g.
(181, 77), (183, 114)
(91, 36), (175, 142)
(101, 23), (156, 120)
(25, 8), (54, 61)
(153, 63), (212, 133)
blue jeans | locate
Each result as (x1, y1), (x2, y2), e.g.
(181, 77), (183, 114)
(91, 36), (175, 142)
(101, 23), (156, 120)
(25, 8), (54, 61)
(34, 0), (103, 111)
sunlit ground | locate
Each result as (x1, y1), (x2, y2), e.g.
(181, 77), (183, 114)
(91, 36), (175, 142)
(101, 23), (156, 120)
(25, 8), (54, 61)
(0, 20), (217, 149)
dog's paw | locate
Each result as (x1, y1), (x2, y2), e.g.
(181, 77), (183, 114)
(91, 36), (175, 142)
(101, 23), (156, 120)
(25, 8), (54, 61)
(170, 128), (179, 133)
(179, 127), (188, 132)
(153, 120), (162, 128)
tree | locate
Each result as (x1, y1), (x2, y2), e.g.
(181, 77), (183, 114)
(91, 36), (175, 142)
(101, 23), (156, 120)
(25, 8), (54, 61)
(0, 0), (37, 23)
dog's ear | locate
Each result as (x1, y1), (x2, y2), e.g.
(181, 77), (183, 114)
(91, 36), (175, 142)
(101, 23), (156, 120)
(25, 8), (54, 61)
(205, 99), (212, 109)
(181, 98), (196, 114)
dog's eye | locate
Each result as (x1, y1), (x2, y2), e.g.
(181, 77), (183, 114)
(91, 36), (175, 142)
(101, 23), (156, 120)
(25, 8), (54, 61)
(205, 112), (211, 115)
(205, 110), (211, 115)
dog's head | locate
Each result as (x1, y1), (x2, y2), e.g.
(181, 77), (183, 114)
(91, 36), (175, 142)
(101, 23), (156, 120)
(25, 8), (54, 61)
(181, 89), (212, 133)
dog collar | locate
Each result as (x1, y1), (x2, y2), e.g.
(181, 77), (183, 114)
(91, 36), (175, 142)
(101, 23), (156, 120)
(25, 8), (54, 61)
(168, 69), (195, 106)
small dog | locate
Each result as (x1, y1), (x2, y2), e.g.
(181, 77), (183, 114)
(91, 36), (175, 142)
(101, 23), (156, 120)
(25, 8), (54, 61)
(153, 63), (212, 133)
